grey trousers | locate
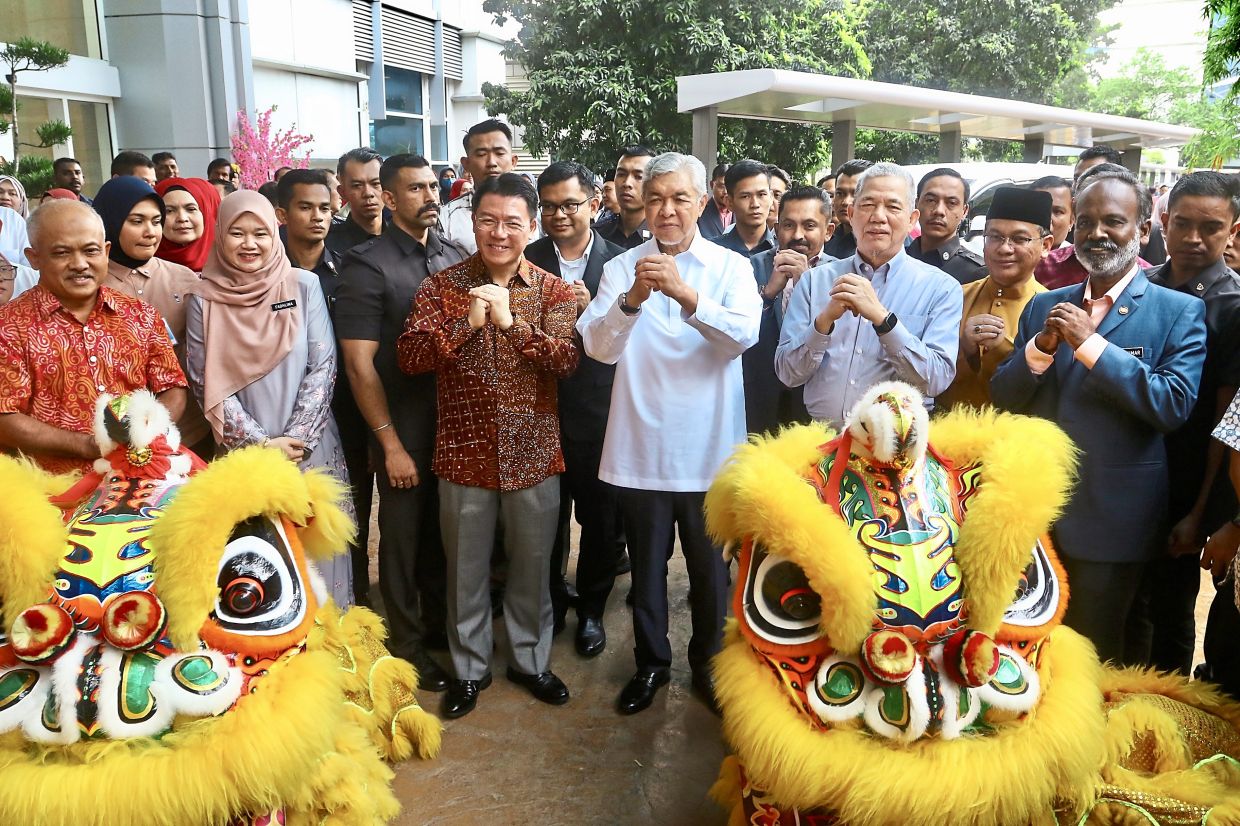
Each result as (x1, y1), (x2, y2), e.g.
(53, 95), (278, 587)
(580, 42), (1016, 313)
(439, 475), (560, 680)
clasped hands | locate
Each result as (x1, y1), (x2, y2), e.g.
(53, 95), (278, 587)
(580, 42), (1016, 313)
(1034, 302), (1096, 355)
(624, 254), (696, 309)
(468, 284), (515, 330)
(814, 274), (887, 334)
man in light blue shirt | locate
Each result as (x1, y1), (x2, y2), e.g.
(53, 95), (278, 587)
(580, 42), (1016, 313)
(775, 162), (963, 427)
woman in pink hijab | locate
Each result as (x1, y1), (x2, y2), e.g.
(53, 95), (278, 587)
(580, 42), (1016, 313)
(184, 190), (353, 606)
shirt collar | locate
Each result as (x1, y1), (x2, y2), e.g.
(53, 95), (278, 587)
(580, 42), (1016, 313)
(32, 282), (117, 320)
(1083, 262), (1140, 304)
(554, 233), (594, 267)
(469, 252), (535, 287)
(108, 258), (151, 279)
(851, 247), (906, 281)
(1152, 257), (1231, 295)
(983, 273), (1036, 300)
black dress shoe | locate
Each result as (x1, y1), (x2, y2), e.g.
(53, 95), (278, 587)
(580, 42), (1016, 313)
(409, 649), (450, 692)
(616, 668), (670, 715)
(443, 673), (492, 719)
(575, 616), (606, 658)
(505, 667), (570, 705)
(691, 669), (721, 717)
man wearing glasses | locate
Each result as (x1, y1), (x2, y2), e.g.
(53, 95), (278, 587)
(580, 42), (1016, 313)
(940, 187), (1052, 410)
(524, 161), (625, 657)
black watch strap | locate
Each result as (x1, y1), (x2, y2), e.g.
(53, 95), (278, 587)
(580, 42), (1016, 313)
(873, 312), (898, 336)
(619, 292), (641, 315)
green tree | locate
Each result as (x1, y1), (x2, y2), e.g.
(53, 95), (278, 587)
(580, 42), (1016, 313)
(1203, 0), (1240, 93)
(1085, 48), (1197, 121)
(1180, 96), (1240, 169)
(0, 38), (72, 176)
(482, 0), (870, 177)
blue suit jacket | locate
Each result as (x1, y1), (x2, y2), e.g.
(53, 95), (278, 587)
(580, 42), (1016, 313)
(990, 271), (1207, 563)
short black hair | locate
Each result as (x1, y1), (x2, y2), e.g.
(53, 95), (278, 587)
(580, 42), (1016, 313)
(152, 151), (175, 165)
(537, 160), (596, 195)
(1074, 163), (1152, 225)
(277, 168), (332, 209)
(816, 173), (837, 188)
(1168, 170), (1240, 221)
(724, 159), (770, 195)
(336, 147), (382, 179)
(207, 157), (231, 173)
(778, 184), (831, 219)
(110, 151), (155, 177)
(53, 157), (80, 173)
(463, 118), (513, 152)
(257, 181), (279, 207)
(1030, 175), (1072, 193)
(275, 165), (293, 176)
(834, 159), (873, 179)
(1078, 145), (1123, 166)
(472, 172), (538, 219)
(618, 145), (655, 163)
(379, 153), (431, 190)
(916, 167), (970, 202)
(767, 165), (791, 189)
(711, 163), (730, 181)
(603, 167), (616, 183)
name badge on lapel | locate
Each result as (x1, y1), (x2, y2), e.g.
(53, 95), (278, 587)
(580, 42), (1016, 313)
(271, 299), (297, 312)
(1123, 346), (1144, 358)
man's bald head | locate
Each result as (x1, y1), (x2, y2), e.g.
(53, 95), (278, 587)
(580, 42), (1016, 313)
(27, 199), (105, 252)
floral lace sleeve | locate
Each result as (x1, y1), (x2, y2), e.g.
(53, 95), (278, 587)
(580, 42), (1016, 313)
(283, 278), (336, 450)
(220, 395), (268, 449)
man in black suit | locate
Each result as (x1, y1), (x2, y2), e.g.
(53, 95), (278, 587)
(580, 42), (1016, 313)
(525, 161), (626, 657)
(698, 162), (732, 238)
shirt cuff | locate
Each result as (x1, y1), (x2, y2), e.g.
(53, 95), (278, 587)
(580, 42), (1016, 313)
(502, 317), (535, 349)
(1023, 338), (1054, 375)
(1073, 334), (1107, 369)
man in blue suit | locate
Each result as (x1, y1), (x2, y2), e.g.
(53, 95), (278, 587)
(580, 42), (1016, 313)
(991, 164), (1207, 663)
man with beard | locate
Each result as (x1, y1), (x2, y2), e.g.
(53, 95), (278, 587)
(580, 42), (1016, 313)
(744, 184), (834, 434)
(992, 163), (1207, 663)
(335, 154), (468, 691)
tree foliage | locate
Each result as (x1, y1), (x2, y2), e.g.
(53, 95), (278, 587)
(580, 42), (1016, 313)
(1085, 48), (1198, 122)
(0, 37), (71, 172)
(1203, 0), (1240, 91)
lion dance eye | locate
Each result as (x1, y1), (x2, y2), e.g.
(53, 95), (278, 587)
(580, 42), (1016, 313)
(760, 561), (822, 622)
(222, 578), (265, 616)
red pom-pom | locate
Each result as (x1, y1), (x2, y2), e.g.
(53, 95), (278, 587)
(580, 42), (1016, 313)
(102, 591), (167, 651)
(10, 603), (76, 664)
(943, 628), (999, 687)
(860, 629), (918, 684)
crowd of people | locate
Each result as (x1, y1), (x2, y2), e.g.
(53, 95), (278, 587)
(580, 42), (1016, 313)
(1, 119), (1239, 723)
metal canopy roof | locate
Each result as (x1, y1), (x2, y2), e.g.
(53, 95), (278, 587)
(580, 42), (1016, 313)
(677, 69), (1198, 149)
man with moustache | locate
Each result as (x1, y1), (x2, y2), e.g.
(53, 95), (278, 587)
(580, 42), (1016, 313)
(277, 168), (374, 606)
(991, 163), (1207, 663)
(335, 154), (468, 690)
(524, 160), (625, 655)
(908, 168), (986, 285)
(745, 184), (835, 434)
(327, 147), (385, 256)
(709, 159), (775, 257)
(940, 187), (1051, 410)
(442, 119), (522, 254)
(1126, 172), (1240, 675)
(579, 152), (761, 715)
(821, 159), (872, 259)
(600, 145), (655, 249)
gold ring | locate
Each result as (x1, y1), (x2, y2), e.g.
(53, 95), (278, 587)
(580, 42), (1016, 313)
(974, 325), (981, 333)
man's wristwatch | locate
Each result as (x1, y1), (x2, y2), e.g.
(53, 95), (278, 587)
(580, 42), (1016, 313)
(873, 312), (898, 336)
(619, 292), (641, 315)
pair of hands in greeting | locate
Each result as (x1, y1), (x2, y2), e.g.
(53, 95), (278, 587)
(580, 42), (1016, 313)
(625, 254), (696, 309)
(763, 249), (812, 300)
(468, 284), (515, 331)
(813, 274), (887, 333)
(1034, 302), (1097, 354)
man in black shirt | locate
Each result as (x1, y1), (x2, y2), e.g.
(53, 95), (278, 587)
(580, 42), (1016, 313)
(908, 168), (986, 284)
(326, 147), (385, 256)
(1127, 171), (1240, 673)
(709, 159), (775, 257)
(599, 145), (654, 249)
(335, 154), (468, 690)
(821, 159), (872, 259)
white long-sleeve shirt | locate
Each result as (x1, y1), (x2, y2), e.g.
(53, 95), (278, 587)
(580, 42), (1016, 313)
(577, 232), (761, 491)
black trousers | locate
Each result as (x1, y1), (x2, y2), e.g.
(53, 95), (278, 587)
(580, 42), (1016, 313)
(375, 449), (447, 660)
(1125, 552), (1201, 673)
(1061, 556), (1146, 665)
(336, 413), (374, 603)
(550, 437), (622, 620)
(618, 488), (727, 673)
(1204, 578), (1240, 699)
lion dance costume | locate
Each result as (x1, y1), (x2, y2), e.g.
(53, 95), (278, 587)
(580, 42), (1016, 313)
(706, 382), (1240, 825)
(0, 391), (440, 825)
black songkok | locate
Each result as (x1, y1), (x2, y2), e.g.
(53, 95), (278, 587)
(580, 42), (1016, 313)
(987, 186), (1052, 232)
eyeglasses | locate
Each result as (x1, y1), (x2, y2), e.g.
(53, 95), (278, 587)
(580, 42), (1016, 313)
(474, 216), (530, 233)
(538, 199), (589, 216)
(982, 232), (1043, 249)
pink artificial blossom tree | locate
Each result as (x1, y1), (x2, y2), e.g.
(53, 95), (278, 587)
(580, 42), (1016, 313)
(230, 106), (314, 190)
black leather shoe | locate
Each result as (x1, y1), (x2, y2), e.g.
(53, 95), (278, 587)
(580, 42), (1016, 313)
(505, 667), (570, 705)
(410, 649), (450, 692)
(691, 669), (721, 717)
(443, 673), (492, 719)
(575, 616), (606, 658)
(616, 668), (670, 715)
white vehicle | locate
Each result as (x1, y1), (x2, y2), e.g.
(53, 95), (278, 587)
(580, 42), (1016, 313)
(902, 162), (1072, 251)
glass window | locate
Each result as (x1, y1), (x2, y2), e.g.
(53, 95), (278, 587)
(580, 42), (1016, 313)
(383, 66), (424, 115)
(373, 116), (425, 157)
(14, 96), (54, 165)
(0, 0), (100, 59)
(65, 99), (111, 194)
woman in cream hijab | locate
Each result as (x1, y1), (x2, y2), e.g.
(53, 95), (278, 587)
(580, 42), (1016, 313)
(184, 190), (353, 606)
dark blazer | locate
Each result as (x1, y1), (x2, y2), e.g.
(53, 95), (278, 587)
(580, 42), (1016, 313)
(524, 232), (625, 442)
(990, 271), (1207, 563)
(698, 199), (729, 239)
